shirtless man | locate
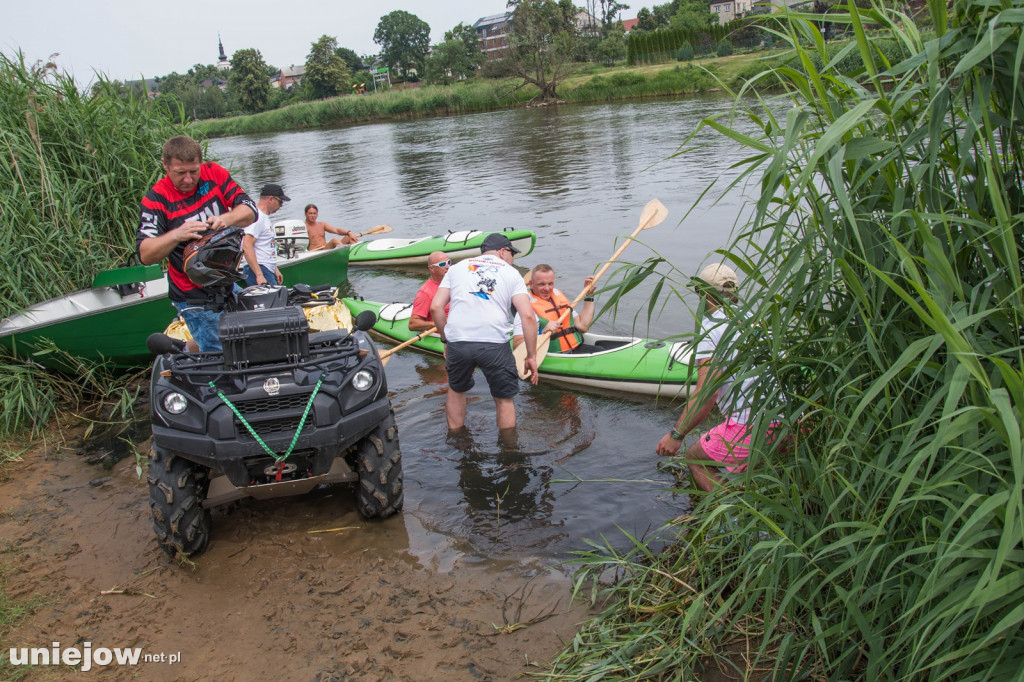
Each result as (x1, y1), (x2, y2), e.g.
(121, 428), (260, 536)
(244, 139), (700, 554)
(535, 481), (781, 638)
(304, 204), (359, 250)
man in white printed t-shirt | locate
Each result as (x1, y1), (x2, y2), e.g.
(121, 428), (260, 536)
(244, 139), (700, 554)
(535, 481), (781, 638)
(430, 233), (539, 432)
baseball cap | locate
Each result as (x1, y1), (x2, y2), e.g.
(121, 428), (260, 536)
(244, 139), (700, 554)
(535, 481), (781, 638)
(480, 233), (520, 255)
(260, 183), (290, 202)
(696, 263), (738, 294)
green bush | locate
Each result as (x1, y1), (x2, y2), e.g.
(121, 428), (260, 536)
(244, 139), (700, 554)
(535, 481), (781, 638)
(676, 42), (695, 61)
(716, 39), (733, 57)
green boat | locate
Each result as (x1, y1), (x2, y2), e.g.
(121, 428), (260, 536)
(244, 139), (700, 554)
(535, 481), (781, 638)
(273, 221), (535, 265)
(343, 298), (696, 399)
(0, 247), (350, 371)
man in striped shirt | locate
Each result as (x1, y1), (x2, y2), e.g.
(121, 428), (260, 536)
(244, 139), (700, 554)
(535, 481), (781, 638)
(136, 136), (257, 351)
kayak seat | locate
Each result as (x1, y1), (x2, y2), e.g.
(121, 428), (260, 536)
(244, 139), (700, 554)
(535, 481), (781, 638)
(594, 339), (631, 350)
(444, 230), (482, 245)
(363, 237), (429, 252)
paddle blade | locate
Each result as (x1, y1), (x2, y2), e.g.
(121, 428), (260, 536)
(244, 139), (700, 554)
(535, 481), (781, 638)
(360, 224), (393, 237)
(513, 332), (550, 380)
(638, 199), (668, 231)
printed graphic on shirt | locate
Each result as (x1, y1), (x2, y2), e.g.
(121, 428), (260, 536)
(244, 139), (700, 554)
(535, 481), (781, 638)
(467, 262), (501, 300)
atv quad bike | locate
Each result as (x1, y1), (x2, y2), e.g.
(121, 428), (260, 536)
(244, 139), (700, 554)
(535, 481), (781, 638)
(145, 284), (403, 557)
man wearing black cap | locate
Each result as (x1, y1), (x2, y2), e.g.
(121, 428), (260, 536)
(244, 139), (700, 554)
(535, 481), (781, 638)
(430, 233), (539, 431)
(241, 183), (289, 286)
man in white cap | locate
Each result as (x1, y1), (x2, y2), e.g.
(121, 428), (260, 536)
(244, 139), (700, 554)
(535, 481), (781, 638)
(655, 262), (755, 492)
(431, 233), (539, 432)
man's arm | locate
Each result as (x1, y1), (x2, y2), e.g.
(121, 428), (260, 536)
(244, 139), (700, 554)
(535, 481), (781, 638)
(323, 222), (356, 240)
(408, 286), (435, 332)
(209, 203), (256, 230)
(241, 234), (266, 285)
(138, 219), (208, 265)
(655, 360), (721, 456)
(430, 287), (451, 340)
(575, 275), (597, 333)
(511, 292), (539, 385)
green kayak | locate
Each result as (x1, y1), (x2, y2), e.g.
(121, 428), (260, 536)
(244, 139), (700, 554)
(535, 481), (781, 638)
(344, 298), (696, 399)
(274, 221), (535, 266)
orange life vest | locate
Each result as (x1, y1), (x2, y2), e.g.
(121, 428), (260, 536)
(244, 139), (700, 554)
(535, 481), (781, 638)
(529, 289), (580, 352)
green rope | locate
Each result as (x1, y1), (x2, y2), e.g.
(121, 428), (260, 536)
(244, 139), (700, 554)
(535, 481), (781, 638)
(209, 372), (326, 463)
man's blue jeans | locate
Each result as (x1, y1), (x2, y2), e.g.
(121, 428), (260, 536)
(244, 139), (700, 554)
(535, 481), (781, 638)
(172, 301), (223, 352)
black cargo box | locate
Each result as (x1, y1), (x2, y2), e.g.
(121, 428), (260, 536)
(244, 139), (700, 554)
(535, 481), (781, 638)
(219, 307), (310, 368)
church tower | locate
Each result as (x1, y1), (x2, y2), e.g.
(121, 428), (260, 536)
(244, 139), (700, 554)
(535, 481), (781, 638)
(217, 35), (230, 70)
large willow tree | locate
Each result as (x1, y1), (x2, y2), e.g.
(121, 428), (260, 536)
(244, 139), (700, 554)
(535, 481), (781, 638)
(549, 0), (1024, 678)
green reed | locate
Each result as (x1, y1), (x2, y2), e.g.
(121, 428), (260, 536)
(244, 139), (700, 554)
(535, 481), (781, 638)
(0, 52), (191, 319)
(546, 0), (1023, 679)
(0, 52), (190, 436)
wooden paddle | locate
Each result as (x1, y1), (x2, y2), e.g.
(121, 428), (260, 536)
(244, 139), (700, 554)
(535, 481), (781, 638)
(354, 224), (392, 238)
(379, 326), (436, 366)
(513, 198), (669, 379)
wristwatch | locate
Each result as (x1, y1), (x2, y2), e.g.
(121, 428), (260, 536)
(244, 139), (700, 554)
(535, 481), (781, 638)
(670, 428), (683, 440)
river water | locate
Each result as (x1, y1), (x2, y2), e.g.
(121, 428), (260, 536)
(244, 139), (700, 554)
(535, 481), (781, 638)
(208, 96), (753, 569)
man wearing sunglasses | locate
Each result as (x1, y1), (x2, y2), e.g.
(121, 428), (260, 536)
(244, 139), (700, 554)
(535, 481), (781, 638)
(241, 184), (288, 287)
(409, 251), (451, 332)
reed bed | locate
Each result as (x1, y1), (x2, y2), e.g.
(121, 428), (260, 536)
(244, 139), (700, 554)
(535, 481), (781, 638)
(199, 79), (537, 138)
(546, 0), (1023, 679)
(0, 52), (191, 319)
(0, 52), (190, 436)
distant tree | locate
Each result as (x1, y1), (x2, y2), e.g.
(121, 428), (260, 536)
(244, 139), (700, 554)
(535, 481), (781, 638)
(186, 63), (221, 84)
(670, 0), (716, 33)
(508, 0), (579, 101)
(635, 7), (657, 32)
(305, 35), (352, 99)
(424, 22), (485, 84)
(598, 0), (630, 31)
(677, 41), (695, 61)
(593, 25), (627, 65)
(651, 2), (674, 27)
(445, 22), (484, 65)
(373, 10), (431, 78)
(228, 48), (270, 113)
(335, 46), (364, 74)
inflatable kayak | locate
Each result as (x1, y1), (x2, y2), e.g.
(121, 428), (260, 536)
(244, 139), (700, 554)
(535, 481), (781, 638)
(343, 298), (696, 399)
(273, 221), (535, 266)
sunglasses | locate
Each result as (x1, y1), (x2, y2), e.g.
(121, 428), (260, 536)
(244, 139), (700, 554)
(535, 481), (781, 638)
(430, 259), (452, 268)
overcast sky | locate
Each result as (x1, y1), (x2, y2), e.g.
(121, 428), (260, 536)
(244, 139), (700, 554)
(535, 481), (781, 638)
(4, 1), (575, 84)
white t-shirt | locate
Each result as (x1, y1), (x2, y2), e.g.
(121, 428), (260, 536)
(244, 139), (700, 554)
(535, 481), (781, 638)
(243, 209), (276, 269)
(438, 255), (527, 343)
(695, 309), (754, 425)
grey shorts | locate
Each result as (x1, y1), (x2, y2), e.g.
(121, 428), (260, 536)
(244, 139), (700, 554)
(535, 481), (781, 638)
(445, 341), (519, 399)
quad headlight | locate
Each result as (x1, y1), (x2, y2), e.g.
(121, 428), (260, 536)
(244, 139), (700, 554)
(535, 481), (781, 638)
(352, 370), (375, 392)
(162, 392), (188, 414)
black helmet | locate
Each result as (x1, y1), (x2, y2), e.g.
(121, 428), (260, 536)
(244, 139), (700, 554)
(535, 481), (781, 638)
(183, 227), (244, 287)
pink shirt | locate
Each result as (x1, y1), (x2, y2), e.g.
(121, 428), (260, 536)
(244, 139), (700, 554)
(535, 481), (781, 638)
(412, 278), (445, 321)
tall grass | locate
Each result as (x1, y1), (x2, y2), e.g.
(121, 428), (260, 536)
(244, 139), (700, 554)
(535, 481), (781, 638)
(199, 80), (537, 137)
(0, 52), (190, 436)
(547, 0), (1023, 678)
(0, 52), (191, 320)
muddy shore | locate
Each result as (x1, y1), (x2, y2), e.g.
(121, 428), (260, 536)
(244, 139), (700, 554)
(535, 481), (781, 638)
(0, 423), (591, 681)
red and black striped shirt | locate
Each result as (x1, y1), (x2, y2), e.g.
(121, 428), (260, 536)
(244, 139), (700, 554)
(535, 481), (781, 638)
(136, 162), (256, 303)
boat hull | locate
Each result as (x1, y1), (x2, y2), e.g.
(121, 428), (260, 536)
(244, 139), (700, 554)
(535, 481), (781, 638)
(344, 298), (695, 399)
(0, 248), (351, 371)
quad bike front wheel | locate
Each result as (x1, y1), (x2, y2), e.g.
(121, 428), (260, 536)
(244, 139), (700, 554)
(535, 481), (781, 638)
(148, 447), (212, 557)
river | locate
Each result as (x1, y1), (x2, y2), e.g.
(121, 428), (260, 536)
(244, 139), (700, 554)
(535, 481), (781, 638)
(207, 96), (752, 570)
